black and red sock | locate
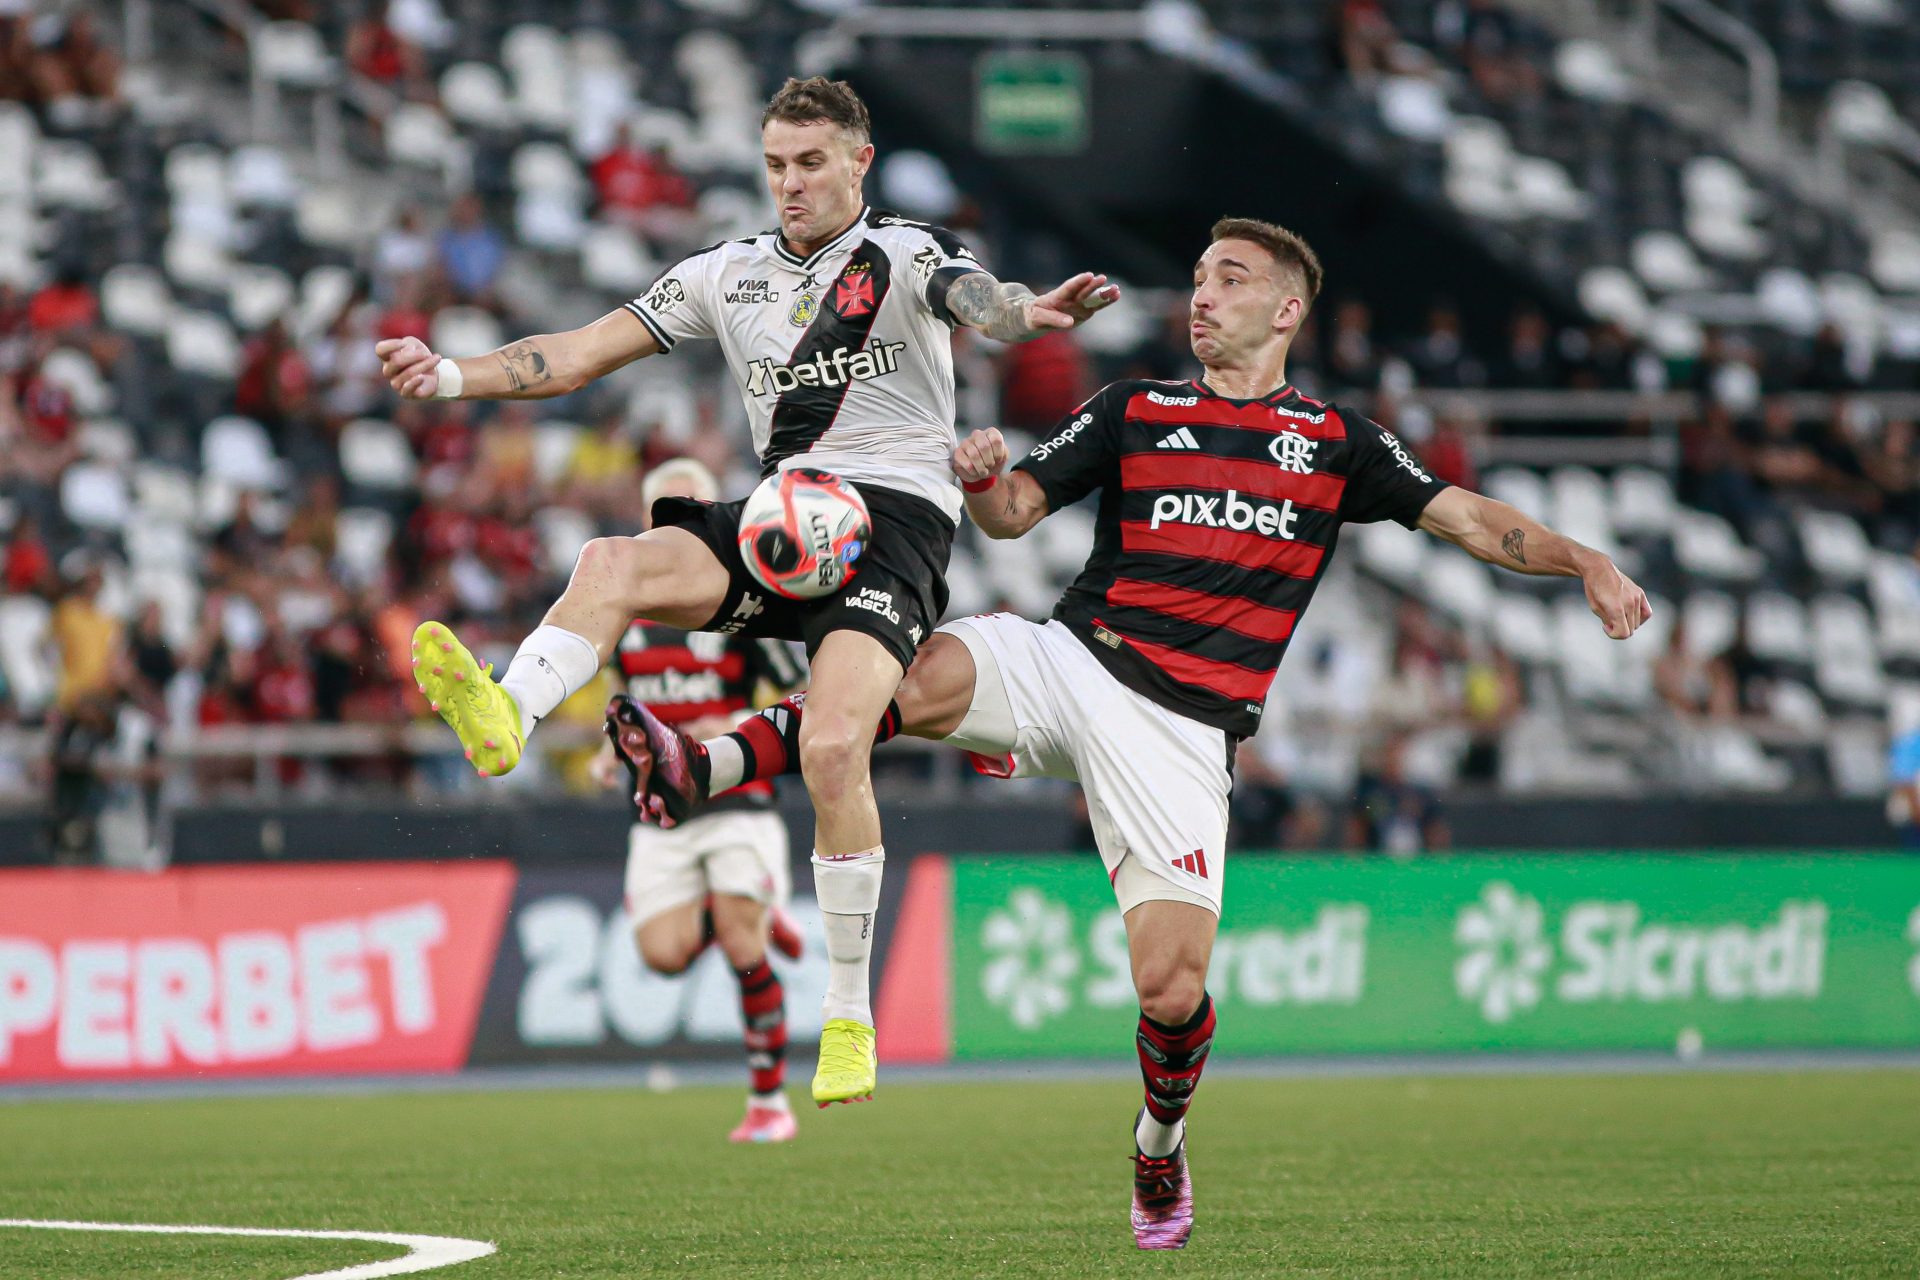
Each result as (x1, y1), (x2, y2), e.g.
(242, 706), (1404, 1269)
(719, 696), (902, 789)
(1136, 994), (1215, 1127)
(737, 958), (788, 1098)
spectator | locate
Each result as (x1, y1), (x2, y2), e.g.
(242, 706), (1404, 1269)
(590, 124), (697, 238)
(1494, 306), (1560, 388)
(1325, 298), (1379, 392)
(1406, 303), (1484, 389)
(4, 514), (53, 595)
(374, 208), (436, 296)
(347, 0), (429, 98)
(1888, 688), (1920, 850)
(51, 562), (121, 714)
(234, 317), (315, 432)
(1653, 618), (1737, 720)
(47, 691), (119, 862)
(1417, 406), (1481, 491)
(1435, 0), (1541, 105)
(563, 404), (643, 523)
(1345, 734), (1449, 856)
(437, 193), (508, 304)
(1458, 641), (1522, 782)
(999, 330), (1093, 434)
(126, 602), (178, 709)
(27, 265), (99, 337)
(1328, 0), (1429, 84)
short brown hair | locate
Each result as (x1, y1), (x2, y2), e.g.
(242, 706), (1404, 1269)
(1210, 217), (1323, 310)
(762, 76), (871, 145)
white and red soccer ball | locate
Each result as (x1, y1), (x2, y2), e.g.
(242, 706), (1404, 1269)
(736, 468), (871, 600)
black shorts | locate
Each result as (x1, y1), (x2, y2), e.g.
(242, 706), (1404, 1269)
(651, 482), (954, 672)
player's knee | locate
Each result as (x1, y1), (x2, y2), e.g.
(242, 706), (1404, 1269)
(713, 917), (767, 971)
(1135, 963), (1206, 1027)
(634, 928), (696, 976)
(797, 717), (869, 796)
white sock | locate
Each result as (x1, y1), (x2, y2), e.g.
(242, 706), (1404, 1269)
(704, 734), (746, 793)
(499, 624), (601, 727)
(1136, 1112), (1185, 1158)
(751, 1089), (790, 1111)
(811, 846), (884, 1026)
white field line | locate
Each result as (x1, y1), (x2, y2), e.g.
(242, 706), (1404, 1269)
(0, 1218), (495, 1279)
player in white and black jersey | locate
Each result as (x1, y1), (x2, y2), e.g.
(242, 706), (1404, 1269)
(375, 77), (1119, 1109)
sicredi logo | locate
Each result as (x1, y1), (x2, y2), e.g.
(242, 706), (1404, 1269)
(1146, 390), (1199, 406)
(744, 342), (906, 397)
(1030, 411), (1093, 461)
(1148, 490), (1301, 540)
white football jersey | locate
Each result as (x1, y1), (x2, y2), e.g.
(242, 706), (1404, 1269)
(624, 205), (985, 521)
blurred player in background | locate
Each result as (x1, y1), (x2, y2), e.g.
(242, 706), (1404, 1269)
(592, 459), (808, 1143)
(616, 217), (1652, 1249)
(378, 76), (1117, 1107)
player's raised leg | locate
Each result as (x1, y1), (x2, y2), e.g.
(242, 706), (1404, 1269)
(797, 629), (909, 1107)
(412, 526), (731, 777)
(1123, 899), (1217, 1251)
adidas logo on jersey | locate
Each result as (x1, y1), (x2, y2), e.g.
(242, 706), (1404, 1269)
(1149, 490), (1302, 540)
(1156, 427), (1201, 450)
(744, 341), (907, 397)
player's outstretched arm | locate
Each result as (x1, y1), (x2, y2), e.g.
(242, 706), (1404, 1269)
(375, 308), (662, 402)
(1416, 486), (1652, 640)
(945, 270), (1120, 344)
(952, 427), (1049, 539)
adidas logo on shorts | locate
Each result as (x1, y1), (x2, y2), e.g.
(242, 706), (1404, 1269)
(1174, 849), (1210, 879)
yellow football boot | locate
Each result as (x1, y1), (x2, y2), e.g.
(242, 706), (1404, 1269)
(411, 621), (524, 778)
(811, 1018), (877, 1107)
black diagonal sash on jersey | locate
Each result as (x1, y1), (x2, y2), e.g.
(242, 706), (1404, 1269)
(761, 240), (895, 474)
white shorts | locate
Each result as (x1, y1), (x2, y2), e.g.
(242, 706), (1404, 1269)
(936, 615), (1232, 916)
(623, 809), (791, 926)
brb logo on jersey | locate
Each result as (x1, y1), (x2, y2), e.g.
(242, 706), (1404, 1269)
(1146, 390), (1200, 407)
(744, 342), (908, 397)
(1150, 490), (1302, 541)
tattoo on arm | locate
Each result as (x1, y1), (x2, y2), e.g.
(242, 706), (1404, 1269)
(946, 273), (1040, 343)
(495, 340), (552, 393)
(1502, 528), (1527, 565)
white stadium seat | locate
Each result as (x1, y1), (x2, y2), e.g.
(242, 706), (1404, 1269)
(1610, 467), (1677, 537)
(333, 508), (395, 588)
(60, 462), (131, 531)
(1680, 590), (1738, 659)
(167, 311), (240, 379)
(533, 424), (582, 488)
(536, 507), (595, 578)
(201, 415), (286, 490)
(1631, 231), (1711, 293)
(1867, 551), (1920, 662)
(252, 22), (335, 88)
(1795, 510), (1872, 582)
(1745, 592), (1812, 665)
(340, 419), (418, 491)
(1812, 595), (1885, 707)
(34, 140), (114, 210)
(1672, 510), (1763, 582)
(226, 145), (299, 208)
(40, 347), (112, 415)
(1492, 592), (1555, 664)
(227, 263), (295, 332)
(1421, 549), (1495, 628)
(0, 596), (55, 718)
(102, 264), (174, 337)
(441, 62), (515, 130)
(580, 222), (658, 294)
(1353, 518), (1427, 590)
(430, 306), (504, 359)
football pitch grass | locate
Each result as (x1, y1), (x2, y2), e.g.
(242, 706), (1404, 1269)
(2, 1068), (1917, 1278)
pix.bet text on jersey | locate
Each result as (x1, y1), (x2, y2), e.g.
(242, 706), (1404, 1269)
(615, 622), (805, 812)
(1014, 379), (1450, 738)
(624, 205), (983, 521)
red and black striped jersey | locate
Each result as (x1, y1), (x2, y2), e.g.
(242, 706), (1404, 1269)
(615, 623), (807, 810)
(1012, 377), (1449, 737)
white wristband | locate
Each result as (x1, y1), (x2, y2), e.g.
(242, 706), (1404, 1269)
(431, 357), (463, 399)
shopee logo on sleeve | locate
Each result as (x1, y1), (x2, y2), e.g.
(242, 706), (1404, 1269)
(1031, 412), (1094, 461)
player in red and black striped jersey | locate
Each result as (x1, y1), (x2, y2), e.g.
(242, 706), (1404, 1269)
(596, 460), (809, 1143)
(616, 217), (1652, 1243)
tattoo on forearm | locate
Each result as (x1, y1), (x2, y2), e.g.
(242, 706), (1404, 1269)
(495, 340), (552, 392)
(946, 274), (1041, 343)
(1502, 528), (1527, 565)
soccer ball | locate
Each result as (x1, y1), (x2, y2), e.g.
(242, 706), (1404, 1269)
(736, 468), (871, 600)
